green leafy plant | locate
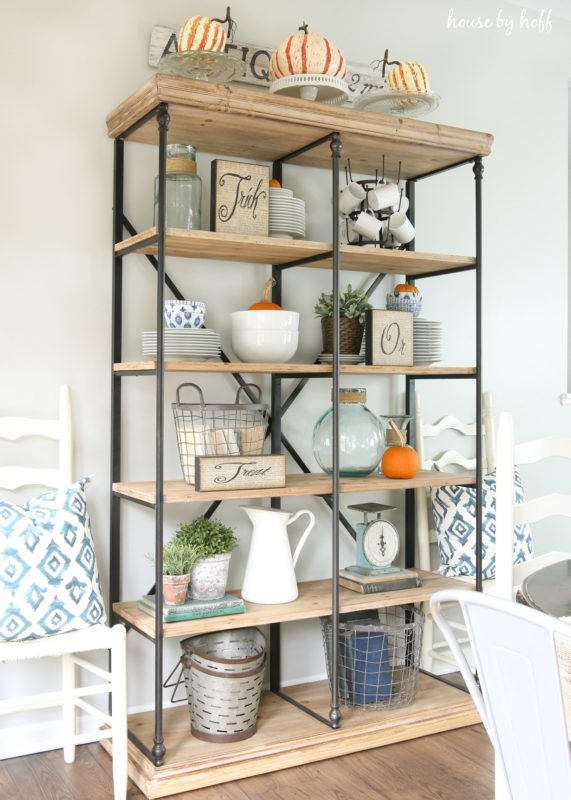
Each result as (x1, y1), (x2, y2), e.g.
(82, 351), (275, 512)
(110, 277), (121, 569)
(175, 517), (238, 561)
(146, 537), (195, 576)
(314, 284), (372, 324)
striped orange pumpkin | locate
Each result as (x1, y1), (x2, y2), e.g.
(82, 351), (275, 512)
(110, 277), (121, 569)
(387, 62), (430, 93)
(269, 31), (346, 81)
(177, 15), (226, 53)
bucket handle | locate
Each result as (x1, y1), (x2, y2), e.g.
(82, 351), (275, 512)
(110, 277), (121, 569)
(235, 383), (262, 404)
(175, 382), (206, 407)
(288, 509), (316, 568)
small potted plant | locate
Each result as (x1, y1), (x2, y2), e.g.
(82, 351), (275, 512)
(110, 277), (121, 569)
(146, 538), (195, 605)
(314, 284), (372, 355)
(175, 517), (239, 601)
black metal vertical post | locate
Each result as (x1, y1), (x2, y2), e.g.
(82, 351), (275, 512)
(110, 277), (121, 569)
(330, 133), (342, 729)
(109, 138), (124, 619)
(269, 263), (282, 691)
(152, 103), (169, 767)
(406, 179), (416, 230)
(474, 157), (484, 593)
(404, 377), (416, 568)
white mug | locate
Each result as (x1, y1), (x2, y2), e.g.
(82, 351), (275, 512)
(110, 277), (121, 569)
(389, 211), (415, 244)
(391, 192), (410, 214)
(353, 210), (383, 241)
(338, 182), (367, 215)
(368, 182), (400, 212)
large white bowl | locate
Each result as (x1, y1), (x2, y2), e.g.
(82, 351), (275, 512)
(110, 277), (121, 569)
(232, 329), (299, 363)
(231, 310), (299, 331)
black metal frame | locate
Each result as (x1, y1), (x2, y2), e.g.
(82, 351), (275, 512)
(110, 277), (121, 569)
(110, 100), (484, 765)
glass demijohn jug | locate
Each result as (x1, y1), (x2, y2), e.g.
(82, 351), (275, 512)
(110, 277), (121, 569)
(313, 388), (383, 477)
(154, 144), (202, 230)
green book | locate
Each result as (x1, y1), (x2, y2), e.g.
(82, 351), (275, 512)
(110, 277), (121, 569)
(339, 575), (421, 594)
(138, 593), (245, 622)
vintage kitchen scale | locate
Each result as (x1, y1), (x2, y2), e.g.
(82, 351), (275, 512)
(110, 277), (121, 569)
(343, 502), (420, 586)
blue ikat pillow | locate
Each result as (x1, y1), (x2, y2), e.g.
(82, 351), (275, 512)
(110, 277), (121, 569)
(0, 477), (106, 641)
(430, 468), (534, 580)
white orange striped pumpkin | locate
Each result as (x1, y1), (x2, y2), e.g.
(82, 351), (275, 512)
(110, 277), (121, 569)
(269, 31), (346, 81)
(177, 15), (226, 53)
(387, 62), (430, 93)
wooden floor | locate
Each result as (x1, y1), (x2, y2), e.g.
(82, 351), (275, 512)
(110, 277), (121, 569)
(0, 726), (493, 799)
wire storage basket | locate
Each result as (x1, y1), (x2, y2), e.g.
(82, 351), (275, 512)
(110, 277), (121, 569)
(172, 382), (269, 485)
(321, 606), (424, 710)
(179, 628), (267, 742)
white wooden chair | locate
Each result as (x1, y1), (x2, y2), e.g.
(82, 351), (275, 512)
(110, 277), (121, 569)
(494, 411), (571, 601)
(0, 386), (127, 798)
(430, 589), (571, 800)
(415, 391), (495, 671)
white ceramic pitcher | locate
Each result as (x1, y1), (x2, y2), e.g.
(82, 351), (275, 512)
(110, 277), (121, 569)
(240, 506), (316, 604)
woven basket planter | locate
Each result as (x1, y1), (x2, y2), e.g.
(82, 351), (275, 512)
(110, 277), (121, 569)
(321, 318), (364, 355)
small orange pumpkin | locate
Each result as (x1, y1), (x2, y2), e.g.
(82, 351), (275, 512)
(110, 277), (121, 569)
(269, 178), (282, 188)
(394, 283), (419, 294)
(248, 277), (282, 310)
(381, 419), (419, 479)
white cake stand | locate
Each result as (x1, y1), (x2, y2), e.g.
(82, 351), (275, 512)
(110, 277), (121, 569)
(269, 74), (350, 105)
(353, 89), (440, 118)
(159, 51), (247, 83)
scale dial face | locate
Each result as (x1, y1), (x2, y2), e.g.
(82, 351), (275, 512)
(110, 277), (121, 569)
(363, 520), (400, 567)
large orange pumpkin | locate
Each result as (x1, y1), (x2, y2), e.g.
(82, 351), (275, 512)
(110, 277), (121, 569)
(269, 29), (346, 81)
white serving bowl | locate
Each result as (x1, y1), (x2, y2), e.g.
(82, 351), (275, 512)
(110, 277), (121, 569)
(232, 329), (299, 363)
(164, 300), (206, 329)
(231, 310), (299, 331)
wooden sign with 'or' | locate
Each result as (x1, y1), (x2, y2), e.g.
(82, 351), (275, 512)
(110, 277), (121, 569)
(195, 455), (286, 492)
(365, 309), (414, 366)
(210, 159), (269, 236)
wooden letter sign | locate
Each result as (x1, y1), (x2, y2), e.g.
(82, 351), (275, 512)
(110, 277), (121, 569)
(365, 309), (413, 366)
(195, 455), (286, 492)
(210, 159), (269, 235)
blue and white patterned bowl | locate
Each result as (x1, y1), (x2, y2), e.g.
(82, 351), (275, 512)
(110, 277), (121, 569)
(386, 292), (423, 317)
(164, 300), (206, 329)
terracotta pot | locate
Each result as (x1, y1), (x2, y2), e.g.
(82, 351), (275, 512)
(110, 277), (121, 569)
(321, 318), (364, 355)
(162, 573), (190, 605)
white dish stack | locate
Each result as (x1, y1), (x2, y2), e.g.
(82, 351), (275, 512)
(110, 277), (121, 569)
(269, 188), (306, 240)
(413, 319), (442, 365)
(142, 329), (221, 360)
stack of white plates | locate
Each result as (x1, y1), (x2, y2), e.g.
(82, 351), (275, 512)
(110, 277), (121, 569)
(413, 319), (442, 364)
(269, 188), (306, 240)
(142, 329), (221, 360)
(317, 353), (364, 364)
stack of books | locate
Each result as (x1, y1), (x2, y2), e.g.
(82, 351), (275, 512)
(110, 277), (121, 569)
(138, 593), (246, 622)
(339, 567), (421, 594)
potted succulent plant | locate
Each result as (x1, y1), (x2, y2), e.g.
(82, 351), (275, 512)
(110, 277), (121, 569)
(175, 517), (239, 601)
(146, 537), (195, 605)
(314, 284), (372, 355)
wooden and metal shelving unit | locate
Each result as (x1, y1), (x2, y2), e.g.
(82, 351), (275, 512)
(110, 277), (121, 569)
(106, 74), (492, 797)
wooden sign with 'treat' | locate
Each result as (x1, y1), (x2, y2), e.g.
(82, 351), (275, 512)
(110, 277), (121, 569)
(195, 455), (286, 492)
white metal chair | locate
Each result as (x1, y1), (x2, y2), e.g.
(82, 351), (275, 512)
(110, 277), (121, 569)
(430, 589), (571, 800)
(0, 386), (127, 798)
(415, 391), (495, 671)
(494, 411), (571, 601)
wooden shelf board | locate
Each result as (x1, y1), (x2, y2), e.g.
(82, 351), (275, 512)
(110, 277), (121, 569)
(106, 76), (492, 179)
(114, 360), (476, 377)
(113, 571), (474, 641)
(100, 674), (480, 797)
(113, 469), (475, 505)
(115, 227), (476, 276)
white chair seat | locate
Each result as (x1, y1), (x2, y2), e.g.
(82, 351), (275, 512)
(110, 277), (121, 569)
(0, 624), (117, 662)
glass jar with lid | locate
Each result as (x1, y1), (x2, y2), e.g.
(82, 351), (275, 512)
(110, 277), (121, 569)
(312, 388), (383, 477)
(154, 144), (202, 230)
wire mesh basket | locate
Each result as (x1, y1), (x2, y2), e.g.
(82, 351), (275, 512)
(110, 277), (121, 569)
(172, 382), (269, 484)
(321, 606), (424, 710)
